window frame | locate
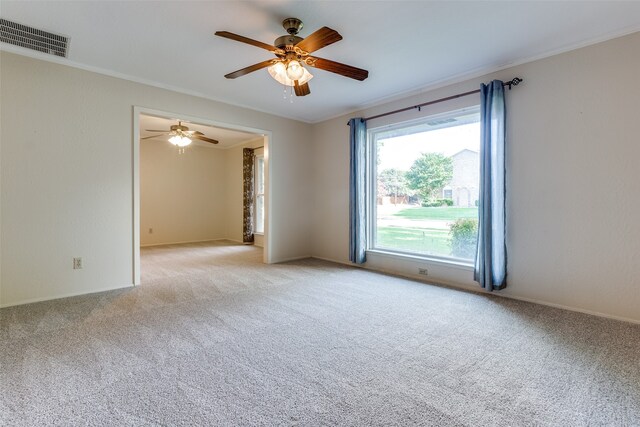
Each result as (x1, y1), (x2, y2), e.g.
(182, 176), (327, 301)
(366, 106), (480, 265)
(254, 154), (265, 235)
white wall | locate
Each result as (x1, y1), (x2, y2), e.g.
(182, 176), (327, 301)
(311, 32), (640, 323)
(0, 52), (312, 307)
(140, 140), (229, 246)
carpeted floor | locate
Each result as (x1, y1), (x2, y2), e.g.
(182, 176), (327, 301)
(1, 240), (639, 426)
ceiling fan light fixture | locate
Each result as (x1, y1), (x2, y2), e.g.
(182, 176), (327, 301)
(285, 59), (304, 80)
(268, 61), (287, 84)
(268, 62), (313, 87)
(169, 135), (192, 147)
(298, 68), (313, 85)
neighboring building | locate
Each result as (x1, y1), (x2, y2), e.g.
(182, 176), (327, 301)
(442, 149), (479, 207)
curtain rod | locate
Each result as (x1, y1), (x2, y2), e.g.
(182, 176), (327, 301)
(349, 77), (523, 124)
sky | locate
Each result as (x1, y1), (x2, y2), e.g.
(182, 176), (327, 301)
(378, 122), (480, 171)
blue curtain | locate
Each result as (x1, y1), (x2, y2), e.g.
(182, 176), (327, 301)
(474, 80), (507, 291)
(349, 118), (367, 264)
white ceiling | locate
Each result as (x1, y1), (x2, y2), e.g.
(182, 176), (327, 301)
(140, 114), (261, 149)
(2, 1), (640, 123)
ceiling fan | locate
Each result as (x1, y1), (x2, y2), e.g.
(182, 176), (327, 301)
(215, 17), (368, 97)
(142, 121), (219, 147)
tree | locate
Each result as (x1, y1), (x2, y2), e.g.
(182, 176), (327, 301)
(378, 168), (409, 204)
(406, 153), (453, 201)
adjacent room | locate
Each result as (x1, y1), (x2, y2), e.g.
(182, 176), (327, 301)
(138, 113), (267, 284)
(1, 1), (639, 425)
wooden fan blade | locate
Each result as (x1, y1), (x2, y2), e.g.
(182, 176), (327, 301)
(307, 56), (368, 81)
(294, 80), (311, 96)
(145, 129), (169, 132)
(185, 130), (204, 136)
(215, 31), (282, 54)
(295, 27), (342, 54)
(141, 133), (168, 140)
(193, 135), (219, 144)
(224, 60), (275, 79)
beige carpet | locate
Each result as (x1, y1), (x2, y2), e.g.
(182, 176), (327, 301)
(1, 240), (639, 426)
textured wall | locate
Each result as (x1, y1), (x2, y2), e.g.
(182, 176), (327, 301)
(140, 141), (228, 246)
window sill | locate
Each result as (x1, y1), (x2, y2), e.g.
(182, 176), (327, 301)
(366, 249), (474, 271)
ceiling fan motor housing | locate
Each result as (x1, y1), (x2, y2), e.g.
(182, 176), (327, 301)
(282, 17), (303, 35)
(274, 34), (303, 50)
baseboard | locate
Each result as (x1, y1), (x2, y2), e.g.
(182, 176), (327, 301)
(0, 283), (135, 309)
(140, 238), (240, 248)
(310, 256), (640, 325)
(274, 255), (313, 263)
(311, 256), (478, 293)
(225, 238), (245, 244)
(489, 293), (640, 325)
(311, 255), (355, 267)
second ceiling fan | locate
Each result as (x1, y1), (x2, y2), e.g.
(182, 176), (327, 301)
(215, 17), (368, 96)
(142, 121), (219, 146)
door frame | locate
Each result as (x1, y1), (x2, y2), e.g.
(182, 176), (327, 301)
(132, 106), (272, 285)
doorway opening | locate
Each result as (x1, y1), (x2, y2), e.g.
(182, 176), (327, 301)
(132, 107), (271, 285)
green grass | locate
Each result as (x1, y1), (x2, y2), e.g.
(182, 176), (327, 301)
(376, 206), (478, 258)
(392, 207), (478, 220)
(376, 226), (451, 256)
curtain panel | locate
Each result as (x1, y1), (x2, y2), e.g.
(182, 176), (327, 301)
(349, 118), (367, 264)
(242, 148), (255, 244)
(474, 80), (507, 290)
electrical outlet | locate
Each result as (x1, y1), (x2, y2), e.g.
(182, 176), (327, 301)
(418, 268), (428, 276)
(73, 257), (82, 270)
(149, 228), (153, 234)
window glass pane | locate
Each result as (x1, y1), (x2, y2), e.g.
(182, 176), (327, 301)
(255, 195), (264, 233)
(257, 158), (264, 194)
(254, 155), (265, 234)
(373, 109), (480, 261)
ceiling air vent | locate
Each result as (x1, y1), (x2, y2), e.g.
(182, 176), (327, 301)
(0, 18), (69, 58)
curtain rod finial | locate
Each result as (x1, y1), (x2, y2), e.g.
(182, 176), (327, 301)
(506, 77), (523, 90)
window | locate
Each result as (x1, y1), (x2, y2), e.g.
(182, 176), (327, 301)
(254, 155), (265, 234)
(368, 107), (480, 262)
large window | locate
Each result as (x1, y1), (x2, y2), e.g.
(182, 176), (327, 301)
(254, 155), (265, 234)
(368, 107), (480, 262)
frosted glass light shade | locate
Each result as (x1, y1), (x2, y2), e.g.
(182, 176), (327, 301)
(268, 62), (287, 81)
(268, 62), (313, 87)
(298, 68), (313, 85)
(286, 60), (304, 80)
(169, 135), (192, 147)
